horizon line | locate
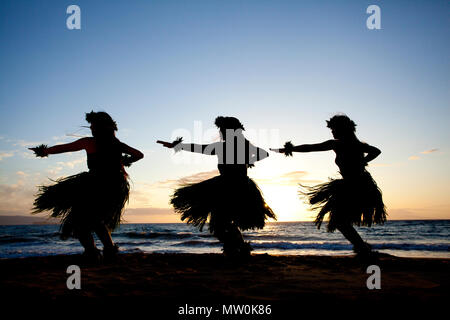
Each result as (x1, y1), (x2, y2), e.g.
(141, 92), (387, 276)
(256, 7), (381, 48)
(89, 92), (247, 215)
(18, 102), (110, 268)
(1, 218), (449, 226)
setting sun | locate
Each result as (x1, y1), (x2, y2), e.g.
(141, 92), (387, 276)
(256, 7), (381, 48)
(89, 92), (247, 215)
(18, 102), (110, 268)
(258, 184), (309, 222)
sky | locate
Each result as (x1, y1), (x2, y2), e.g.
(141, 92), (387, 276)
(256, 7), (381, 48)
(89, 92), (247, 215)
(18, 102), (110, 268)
(0, 0), (449, 223)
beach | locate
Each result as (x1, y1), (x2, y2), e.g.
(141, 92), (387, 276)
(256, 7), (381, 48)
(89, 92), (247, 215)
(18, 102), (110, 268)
(1, 252), (448, 315)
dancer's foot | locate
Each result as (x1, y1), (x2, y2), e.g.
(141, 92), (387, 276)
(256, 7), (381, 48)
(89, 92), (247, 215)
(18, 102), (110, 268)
(223, 242), (252, 261)
(354, 241), (372, 253)
(354, 242), (379, 264)
(82, 247), (102, 264)
(103, 244), (119, 263)
(239, 241), (253, 257)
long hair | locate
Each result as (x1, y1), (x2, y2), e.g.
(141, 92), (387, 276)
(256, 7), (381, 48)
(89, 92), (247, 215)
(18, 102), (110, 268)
(215, 116), (245, 141)
(85, 111), (122, 154)
(326, 114), (358, 141)
(86, 111), (117, 136)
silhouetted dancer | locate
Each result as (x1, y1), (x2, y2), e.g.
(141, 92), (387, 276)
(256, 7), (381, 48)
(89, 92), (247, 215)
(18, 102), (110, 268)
(158, 116), (276, 259)
(271, 114), (386, 260)
(30, 111), (143, 262)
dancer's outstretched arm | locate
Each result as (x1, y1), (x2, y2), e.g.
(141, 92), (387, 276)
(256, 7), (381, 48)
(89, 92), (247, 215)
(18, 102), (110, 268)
(157, 139), (218, 156)
(30, 138), (144, 166)
(271, 140), (381, 162)
(29, 137), (91, 157)
(270, 140), (335, 155)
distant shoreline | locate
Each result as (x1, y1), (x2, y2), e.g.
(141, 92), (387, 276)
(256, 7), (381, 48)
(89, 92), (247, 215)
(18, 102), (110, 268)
(0, 215), (60, 226)
(0, 215), (449, 226)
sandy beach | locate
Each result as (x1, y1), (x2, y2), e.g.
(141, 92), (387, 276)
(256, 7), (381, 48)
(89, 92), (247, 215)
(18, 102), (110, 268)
(1, 252), (448, 316)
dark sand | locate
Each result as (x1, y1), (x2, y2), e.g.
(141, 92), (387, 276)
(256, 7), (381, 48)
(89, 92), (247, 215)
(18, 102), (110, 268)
(1, 253), (448, 316)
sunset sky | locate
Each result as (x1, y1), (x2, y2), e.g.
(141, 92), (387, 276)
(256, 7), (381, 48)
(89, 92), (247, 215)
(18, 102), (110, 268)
(1, 0), (449, 223)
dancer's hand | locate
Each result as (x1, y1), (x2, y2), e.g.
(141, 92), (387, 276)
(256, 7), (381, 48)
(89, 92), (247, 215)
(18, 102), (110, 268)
(29, 144), (49, 157)
(157, 137), (183, 150)
(122, 155), (133, 167)
(271, 141), (294, 156)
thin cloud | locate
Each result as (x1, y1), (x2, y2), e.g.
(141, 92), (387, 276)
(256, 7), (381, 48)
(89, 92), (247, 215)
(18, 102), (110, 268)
(0, 181), (36, 213)
(128, 173), (222, 208)
(0, 152), (14, 161)
(370, 162), (398, 167)
(152, 179), (180, 189)
(46, 166), (64, 176)
(409, 148), (439, 160)
(56, 157), (86, 169)
(21, 150), (37, 159)
(153, 170), (219, 189)
(123, 207), (179, 223)
(256, 171), (321, 186)
(124, 207), (175, 216)
(146, 169), (320, 197)
(420, 148), (439, 154)
(7, 137), (79, 148)
(388, 206), (450, 220)
(12, 140), (44, 147)
(52, 135), (75, 141)
(179, 170), (219, 184)
(51, 135), (76, 144)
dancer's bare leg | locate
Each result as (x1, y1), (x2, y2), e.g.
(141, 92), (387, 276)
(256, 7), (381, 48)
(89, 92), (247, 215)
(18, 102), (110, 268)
(215, 221), (249, 258)
(336, 223), (371, 253)
(94, 224), (114, 250)
(78, 231), (96, 251)
(78, 231), (102, 262)
(94, 224), (119, 261)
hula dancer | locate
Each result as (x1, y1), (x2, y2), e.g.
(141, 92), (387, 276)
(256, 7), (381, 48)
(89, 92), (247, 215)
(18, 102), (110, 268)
(30, 111), (144, 261)
(158, 116), (276, 258)
(271, 114), (386, 259)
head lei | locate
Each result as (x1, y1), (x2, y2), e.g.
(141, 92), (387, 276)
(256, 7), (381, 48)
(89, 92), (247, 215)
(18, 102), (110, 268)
(85, 111), (118, 131)
(214, 116), (245, 131)
(326, 114), (356, 132)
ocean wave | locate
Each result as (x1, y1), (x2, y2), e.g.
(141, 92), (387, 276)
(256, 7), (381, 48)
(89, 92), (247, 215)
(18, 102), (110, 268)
(372, 243), (450, 252)
(252, 242), (352, 251)
(0, 231), (61, 244)
(0, 236), (38, 244)
(250, 242), (450, 252)
(119, 231), (197, 240)
(115, 241), (154, 246)
(244, 234), (325, 241)
(35, 232), (60, 238)
(172, 240), (221, 247)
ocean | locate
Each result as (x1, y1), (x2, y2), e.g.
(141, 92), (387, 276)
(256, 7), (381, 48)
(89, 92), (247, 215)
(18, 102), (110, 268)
(0, 220), (449, 259)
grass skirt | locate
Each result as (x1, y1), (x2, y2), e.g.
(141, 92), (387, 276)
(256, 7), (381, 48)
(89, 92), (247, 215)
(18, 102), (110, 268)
(301, 171), (386, 232)
(170, 175), (276, 234)
(32, 172), (129, 239)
